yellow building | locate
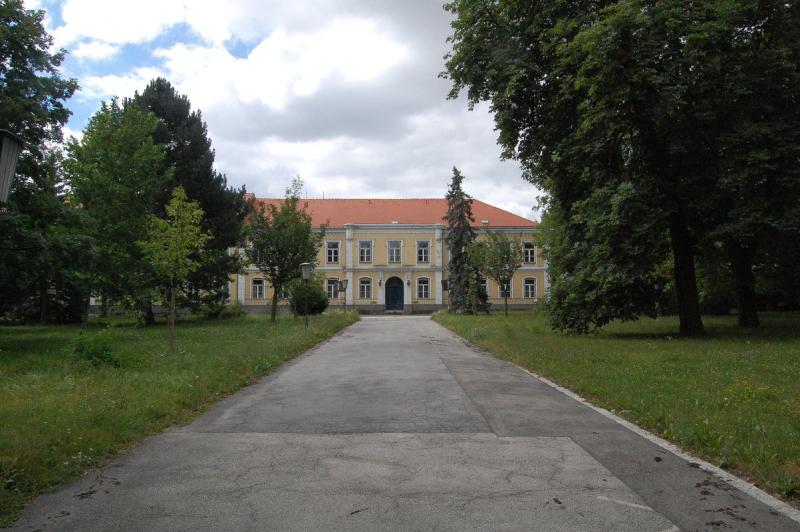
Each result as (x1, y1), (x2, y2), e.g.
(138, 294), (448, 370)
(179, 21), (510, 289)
(229, 197), (547, 313)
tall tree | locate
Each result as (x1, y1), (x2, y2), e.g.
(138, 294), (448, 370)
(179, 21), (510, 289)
(246, 178), (324, 323)
(444, 0), (800, 336)
(139, 187), (209, 352)
(443, 167), (475, 313)
(65, 99), (170, 323)
(0, 0), (84, 322)
(468, 232), (522, 316)
(132, 78), (250, 312)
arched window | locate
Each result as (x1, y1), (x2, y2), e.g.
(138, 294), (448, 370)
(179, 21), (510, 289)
(417, 277), (430, 299)
(359, 277), (372, 299)
(524, 278), (537, 299)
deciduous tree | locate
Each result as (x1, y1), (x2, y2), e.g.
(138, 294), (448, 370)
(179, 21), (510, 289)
(139, 187), (209, 352)
(246, 177), (324, 323)
(468, 232), (522, 316)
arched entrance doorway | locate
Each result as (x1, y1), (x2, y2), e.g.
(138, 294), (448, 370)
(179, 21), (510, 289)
(385, 277), (404, 311)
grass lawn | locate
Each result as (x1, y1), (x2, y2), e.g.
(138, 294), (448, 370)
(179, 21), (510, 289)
(433, 310), (800, 504)
(0, 311), (358, 525)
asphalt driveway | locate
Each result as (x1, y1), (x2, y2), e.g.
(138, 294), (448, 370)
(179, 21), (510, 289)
(12, 316), (799, 531)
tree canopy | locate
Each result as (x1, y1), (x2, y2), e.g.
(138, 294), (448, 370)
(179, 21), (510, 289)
(443, 0), (800, 335)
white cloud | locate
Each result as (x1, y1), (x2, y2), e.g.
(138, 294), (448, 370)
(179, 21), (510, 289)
(72, 40), (119, 60)
(79, 67), (165, 99)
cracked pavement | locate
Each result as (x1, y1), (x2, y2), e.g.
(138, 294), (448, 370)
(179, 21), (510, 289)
(11, 316), (798, 531)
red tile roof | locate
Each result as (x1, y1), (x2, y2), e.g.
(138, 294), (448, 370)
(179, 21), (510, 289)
(246, 196), (537, 228)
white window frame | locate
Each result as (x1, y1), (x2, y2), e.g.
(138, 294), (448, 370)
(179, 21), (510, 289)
(359, 240), (372, 263)
(388, 240), (402, 264)
(251, 278), (265, 300)
(359, 277), (372, 299)
(523, 242), (536, 264)
(524, 277), (537, 299)
(499, 280), (512, 299)
(478, 277), (488, 296)
(279, 285), (290, 299)
(326, 277), (339, 299)
(417, 240), (430, 263)
(326, 241), (340, 264)
(417, 277), (430, 299)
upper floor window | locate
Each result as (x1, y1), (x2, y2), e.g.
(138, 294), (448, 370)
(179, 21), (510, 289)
(388, 240), (402, 263)
(326, 278), (339, 298)
(359, 240), (372, 263)
(326, 241), (339, 264)
(417, 277), (430, 299)
(478, 277), (487, 296)
(524, 278), (537, 299)
(417, 241), (429, 263)
(359, 277), (372, 299)
(499, 281), (511, 298)
(251, 278), (265, 299)
(523, 242), (536, 264)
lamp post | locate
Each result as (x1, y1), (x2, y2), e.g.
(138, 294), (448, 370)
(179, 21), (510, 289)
(338, 278), (348, 313)
(0, 130), (24, 204)
(300, 262), (312, 329)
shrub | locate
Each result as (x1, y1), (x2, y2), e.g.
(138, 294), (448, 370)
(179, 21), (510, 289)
(288, 274), (329, 316)
(217, 302), (247, 319)
(72, 329), (120, 367)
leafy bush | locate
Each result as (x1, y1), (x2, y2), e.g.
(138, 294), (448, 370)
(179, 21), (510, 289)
(217, 302), (246, 319)
(288, 274), (328, 316)
(72, 329), (120, 367)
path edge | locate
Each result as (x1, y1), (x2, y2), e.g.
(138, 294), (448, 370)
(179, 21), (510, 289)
(512, 363), (800, 525)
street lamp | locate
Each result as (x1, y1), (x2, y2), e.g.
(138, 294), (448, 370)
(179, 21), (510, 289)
(0, 130), (24, 204)
(300, 262), (312, 329)
(338, 278), (348, 313)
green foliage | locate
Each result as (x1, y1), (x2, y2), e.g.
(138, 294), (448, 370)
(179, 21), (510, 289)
(246, 176), (325, 322)
(213, 302), (247, 320)
(443, 167), (475, 312)
(65, 99), (170, 320)
(71, 329), (119, 368)
(288, 273), (329, 316)
(434, 310), (800, 503)
(468, 232), (522, 316)
(0, 312), (359, 525)
(132, 78), (250, 313)
(0, 1), (86, 323)
(139, 187), (209, 351)
(443, 0), (800, 336)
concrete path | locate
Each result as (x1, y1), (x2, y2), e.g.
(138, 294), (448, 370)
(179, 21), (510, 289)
(12, 316), (798, 531)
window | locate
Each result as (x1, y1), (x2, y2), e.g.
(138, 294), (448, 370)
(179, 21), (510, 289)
(478, 277), (487, 296)
(417, 241), (429, 263)
(251, 278), (265, 299)
(279, 286), (290, 299)
(359, 277), (372, 299)
(523, 242), (536, 264)
(417, 277), (430, 299)
(499, 280), (511, 298)
(524, 278), (537, 299)
(326, 241), (339, 264)
(326, 278), (339, 299)
(359, 241), (372, 263)
(388, 240), (401, 263)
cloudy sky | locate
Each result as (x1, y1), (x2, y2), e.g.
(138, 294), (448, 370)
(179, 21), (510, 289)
(27, 0), (541, 220)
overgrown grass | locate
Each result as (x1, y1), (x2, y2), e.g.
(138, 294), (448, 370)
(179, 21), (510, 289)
(433, 311), (800, 504)
(0, 311), (358, 525)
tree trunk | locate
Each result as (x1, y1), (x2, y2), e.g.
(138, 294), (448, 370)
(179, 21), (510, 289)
(167, 283), (175, 353)
(504, 295), (509, 317)
(669, 212), (705, 336)
(143, 299), (156, 327)
(729, 242), (760, 327)
(270, 287), (279, 323)
(100, 290), (108, 317)
(39, 280), (48, 325)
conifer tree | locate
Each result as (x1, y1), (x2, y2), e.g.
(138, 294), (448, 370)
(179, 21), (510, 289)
(444, 167), (475, 313)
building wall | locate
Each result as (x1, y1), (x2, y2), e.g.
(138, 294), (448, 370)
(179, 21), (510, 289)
(229, 223), (547, 312)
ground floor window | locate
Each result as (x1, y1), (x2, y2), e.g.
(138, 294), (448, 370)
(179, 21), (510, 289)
(417, 277), (430, 299)
(524, 278), (536, 299)
(359, 277), (372, 299)
(251, 278), (264, 299)
(499, 281), (511, 298)
(326, 278), (339, 298)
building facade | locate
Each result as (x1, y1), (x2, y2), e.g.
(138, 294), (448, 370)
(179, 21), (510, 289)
(229, 197), (547, 313)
